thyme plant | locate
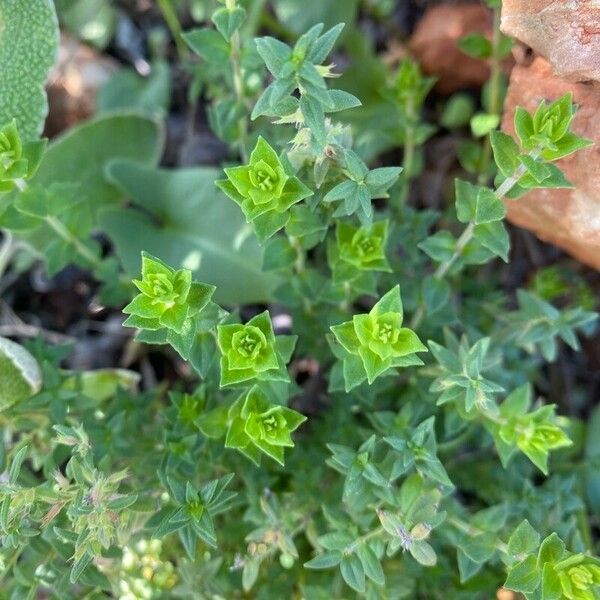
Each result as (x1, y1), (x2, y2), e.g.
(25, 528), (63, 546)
(0, 1), (598, 598)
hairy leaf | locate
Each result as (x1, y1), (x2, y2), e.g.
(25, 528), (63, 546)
(0, 0), (58, 139)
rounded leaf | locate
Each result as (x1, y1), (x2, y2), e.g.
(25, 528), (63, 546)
(409, 540), (437, 567)
(0, 337), (42, 410)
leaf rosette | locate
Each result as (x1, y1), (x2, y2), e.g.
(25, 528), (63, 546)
(487, 385), (572, 474)
(0, 120), (45, 193)
(506, 533), (600, 600)
(557, 558), (600, 600)
(514, 93), (592, 162)
(330, 286), (427, 391)
(501, 407), (572, 475)
(323, 151), (401, 227)
(217, 310), (295, 387)
(225, 385), (306, 465)
(328, 220), (391, 282)
(251, 22), (359, 147)
(123, 252), (215, 334)
(216, 136), (312, 242)
(392, 59), (436, 107)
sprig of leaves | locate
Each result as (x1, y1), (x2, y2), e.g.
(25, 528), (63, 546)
(330, 286), (427, 391)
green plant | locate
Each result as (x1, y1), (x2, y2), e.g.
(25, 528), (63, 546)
(330, 286), (427, 390)
(217, 136), (313, 241)
(0, 1), (598, 598)
(388, 59), (437, 206)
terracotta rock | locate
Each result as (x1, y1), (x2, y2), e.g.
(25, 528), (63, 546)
(501, 0), (600, 83)
(502, 56), (600, 270)
(45, 33), (118, 137)
(496, 589), (520, 600)
(409, 3), (511, 94)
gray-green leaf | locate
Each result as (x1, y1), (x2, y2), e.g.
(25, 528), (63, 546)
(0, 0), (58, 139)
(100, 160), (278, 305)
(409, 540), (437, 566)
(340, 554), (366, 593)
(508, 519), (540, 556)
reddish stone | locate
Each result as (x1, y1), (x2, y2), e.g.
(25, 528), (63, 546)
(501, 0), (600, 83)
(502, 56), (600, 270)
(409, 3), (512, 94)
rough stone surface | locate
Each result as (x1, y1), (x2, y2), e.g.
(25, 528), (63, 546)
(501, 0), (600, 83)
(502, 56), (600, 270)
(45, 33), (117, 137)
(409, 3), (511, 93)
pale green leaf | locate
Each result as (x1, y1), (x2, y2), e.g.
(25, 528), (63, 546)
(508, 520), (540, 556)
(340, 554), (366, 593)
(0, 336), (42, 410)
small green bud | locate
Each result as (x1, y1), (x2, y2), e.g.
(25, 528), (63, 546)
(225, 385), (306, 465)
(504, 405), (572, 474)
(0, 120), (45, 192)
(330, 286), (427, 389)
(280, 553), (295, 569)
(568, 563), (600, 598)
(514, 93), (593, 161)
(329, 220), (391, 282)
(393, 59), (436, 108)
(123, 252), (215, 334)
(185, 498), (205, 520)
(217, 137), (312, 242)
(0, 120), (24, 188)
(217, 310), (293, 387)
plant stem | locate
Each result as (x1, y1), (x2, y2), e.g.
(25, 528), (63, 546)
(288, 235), (305, 274)
(0, 548), (23, 583)
(157, 0), (188, 61)
(243, 0), (268, 39)
(397, 96), (417, 209)
(437, 423), (477, 454)
(448, 516), (510, 555)
(337, 280), (352, 313)
(432, 221), (476, 281)
(345, 526), (385, 553)
(45, 216), (102, 270)
(576, 508), (594, 552)
(477, 7), (504, 186)
(3, 179), (102, 276)
(410, 153), (536, 330)
(227, 0), (249, 163)
(431, 157), (528, 281)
